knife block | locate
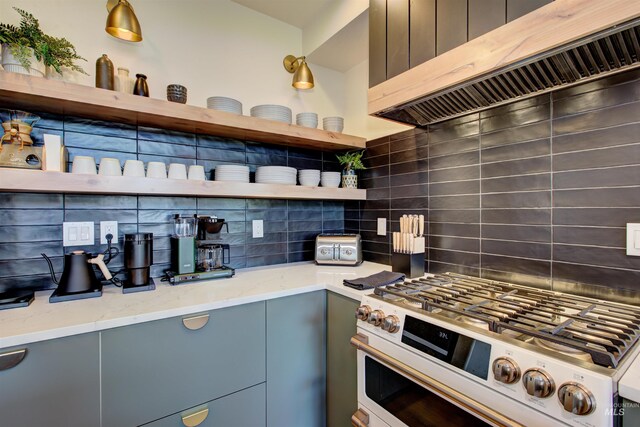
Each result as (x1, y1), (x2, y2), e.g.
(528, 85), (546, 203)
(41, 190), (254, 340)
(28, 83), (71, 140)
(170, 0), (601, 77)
(392, 252), (425, 279)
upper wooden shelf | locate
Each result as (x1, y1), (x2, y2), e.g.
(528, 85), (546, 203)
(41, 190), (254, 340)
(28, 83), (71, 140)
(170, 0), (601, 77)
(0, 168), (366, 201)
(0, 72), (365, 151)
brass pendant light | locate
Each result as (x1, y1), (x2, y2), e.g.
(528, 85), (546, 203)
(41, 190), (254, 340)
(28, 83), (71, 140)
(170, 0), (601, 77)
(106, 0), (143, 42)
(283, 55), (314, 89)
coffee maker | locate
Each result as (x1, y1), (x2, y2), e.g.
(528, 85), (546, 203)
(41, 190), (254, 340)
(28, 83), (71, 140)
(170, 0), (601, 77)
(0, 109), (43, 170)
(166, 215), (234, 285)
(123, 233), (155, 293)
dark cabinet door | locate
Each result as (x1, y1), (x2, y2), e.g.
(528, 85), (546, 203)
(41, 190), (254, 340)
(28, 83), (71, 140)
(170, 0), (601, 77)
(436, 0), (468, 55)
(387, 0), (410, 79)
(369, 0), (386, 87)
(409, 0), (436, 68)
(469, 0), (506, 40)
(507, 0), (553, 22)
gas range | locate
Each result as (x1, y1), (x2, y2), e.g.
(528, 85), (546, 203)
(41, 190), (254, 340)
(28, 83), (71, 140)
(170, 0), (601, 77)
(353, 273), (640, 427)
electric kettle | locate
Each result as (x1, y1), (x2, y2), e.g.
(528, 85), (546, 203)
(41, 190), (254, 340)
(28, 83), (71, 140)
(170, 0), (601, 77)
(41, 251), (112, 294)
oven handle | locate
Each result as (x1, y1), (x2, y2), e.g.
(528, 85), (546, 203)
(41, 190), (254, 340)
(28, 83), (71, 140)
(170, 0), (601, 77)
(350, 333), (524, 427)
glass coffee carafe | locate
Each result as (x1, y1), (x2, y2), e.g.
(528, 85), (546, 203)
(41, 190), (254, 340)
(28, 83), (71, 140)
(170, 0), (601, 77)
(197, 244), (224, 271)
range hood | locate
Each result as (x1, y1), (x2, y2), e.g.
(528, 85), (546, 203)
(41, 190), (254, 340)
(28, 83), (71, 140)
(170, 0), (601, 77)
(369, 0), (640, 126)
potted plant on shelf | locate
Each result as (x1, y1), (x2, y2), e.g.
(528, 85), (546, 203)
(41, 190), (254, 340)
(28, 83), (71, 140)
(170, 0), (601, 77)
(0, 7), (87, 77)
(336, 150), (366, 189)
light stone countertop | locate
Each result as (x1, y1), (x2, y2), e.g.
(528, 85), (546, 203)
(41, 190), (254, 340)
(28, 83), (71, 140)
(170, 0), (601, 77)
(0, 261), (390, 350)
(620, 351), (640, 403)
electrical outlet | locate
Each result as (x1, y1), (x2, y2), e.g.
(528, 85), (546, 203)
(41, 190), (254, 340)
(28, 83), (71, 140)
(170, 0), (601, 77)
(377, 218), (387, 236)
(252, 220), (264, 238)
(100, 221), (118, 244)
(63, 221), (94, 247)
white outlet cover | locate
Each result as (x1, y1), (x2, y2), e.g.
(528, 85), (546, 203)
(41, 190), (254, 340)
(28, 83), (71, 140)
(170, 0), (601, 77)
(377, 218), (387, 236)
(63, 221), (94, 247)
(100, 221), (118, 245)
(627, 223), (640, 256)
(252, 220), (264, 238)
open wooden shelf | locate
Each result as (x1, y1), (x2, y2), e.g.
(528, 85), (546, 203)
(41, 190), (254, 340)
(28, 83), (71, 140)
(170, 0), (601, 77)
(0, 168), (366, 201)
(0, 71), (366, 151)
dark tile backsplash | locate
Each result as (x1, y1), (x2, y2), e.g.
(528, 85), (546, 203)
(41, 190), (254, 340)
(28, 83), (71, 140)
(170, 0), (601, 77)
(352, 68), (640, 304)
(0, 114), (344, 294)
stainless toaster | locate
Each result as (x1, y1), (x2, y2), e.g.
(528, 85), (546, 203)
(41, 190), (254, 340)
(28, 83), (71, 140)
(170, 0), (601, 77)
(315, 234), (362, 266)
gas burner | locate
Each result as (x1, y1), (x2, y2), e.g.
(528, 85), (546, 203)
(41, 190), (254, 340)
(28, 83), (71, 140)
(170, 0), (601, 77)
(532, 338), (594, 363)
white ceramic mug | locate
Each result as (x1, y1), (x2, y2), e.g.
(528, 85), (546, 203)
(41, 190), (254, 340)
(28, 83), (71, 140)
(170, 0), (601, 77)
(98, 158), (122, 176)
(146, 161), (167, 179)
(123, 159), (145, 177)
(188, 165), (206, 181)
(168, 163), (188, 180)
(71, 156), (97, 175)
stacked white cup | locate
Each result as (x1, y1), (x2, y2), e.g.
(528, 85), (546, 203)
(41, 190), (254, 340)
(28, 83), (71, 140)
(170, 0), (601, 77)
(298, 169), (321, 186)
(323, 117), (344, 133)
(320, 171), (341, 187)
(296, 112), (318, 128)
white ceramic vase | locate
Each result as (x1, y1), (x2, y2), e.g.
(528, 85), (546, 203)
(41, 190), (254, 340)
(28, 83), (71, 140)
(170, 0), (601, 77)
(1, 44), (45, 77)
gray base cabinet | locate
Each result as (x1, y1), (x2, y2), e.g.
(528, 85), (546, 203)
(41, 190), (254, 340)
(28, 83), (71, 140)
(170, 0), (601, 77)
(145, 383), (266, 427)
(0, 333), (100, 427)
(101, 302), (266, 427)
(326, 292), (359, 427)
(266, 291), (326, 427)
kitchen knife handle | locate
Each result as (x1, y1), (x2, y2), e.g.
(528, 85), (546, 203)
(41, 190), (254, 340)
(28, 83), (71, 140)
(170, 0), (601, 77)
(0, 349), (27, 371)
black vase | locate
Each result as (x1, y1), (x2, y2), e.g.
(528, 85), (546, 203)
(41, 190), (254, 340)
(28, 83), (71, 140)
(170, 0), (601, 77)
(133, 74), (149, 97)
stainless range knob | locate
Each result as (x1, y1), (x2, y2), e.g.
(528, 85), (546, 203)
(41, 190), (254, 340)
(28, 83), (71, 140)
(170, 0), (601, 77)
(558, 382), (595, 416)
(492, 357), (521, 384)
(522, 368), (555, 398)
(355, 305), (371, 321)
(382, 315), (400, 333)
(368, 310), (385, 327)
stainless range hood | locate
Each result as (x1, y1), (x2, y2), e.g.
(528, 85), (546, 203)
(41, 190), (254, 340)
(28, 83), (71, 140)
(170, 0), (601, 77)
(369, 0), (640, 126)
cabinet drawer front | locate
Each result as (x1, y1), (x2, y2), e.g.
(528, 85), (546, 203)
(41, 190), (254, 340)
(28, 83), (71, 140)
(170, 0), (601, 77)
(0, 333), (100, 427)
(102, 302), (266, 427)
(145, 383), (266, 427)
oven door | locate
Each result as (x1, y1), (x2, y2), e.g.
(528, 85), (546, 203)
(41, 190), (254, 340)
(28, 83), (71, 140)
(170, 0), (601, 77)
(352, 332), (546, 427)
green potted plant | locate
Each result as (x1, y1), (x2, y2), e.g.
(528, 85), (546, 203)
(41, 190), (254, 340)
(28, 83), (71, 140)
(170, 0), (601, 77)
(0, 7), (87, 77)
(336, 150), (366, 189)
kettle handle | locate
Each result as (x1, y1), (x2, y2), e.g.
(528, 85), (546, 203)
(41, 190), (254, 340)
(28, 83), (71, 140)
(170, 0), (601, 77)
(40, 253), (59, 285)
(89, 254), (112, 280)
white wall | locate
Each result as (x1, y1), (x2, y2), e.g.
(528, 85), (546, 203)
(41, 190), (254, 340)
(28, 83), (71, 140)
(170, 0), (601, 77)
(0, 0), (346, 121)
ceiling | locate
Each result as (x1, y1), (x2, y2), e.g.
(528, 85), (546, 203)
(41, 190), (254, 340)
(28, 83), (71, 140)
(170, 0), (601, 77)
(231, 0), (337, 29)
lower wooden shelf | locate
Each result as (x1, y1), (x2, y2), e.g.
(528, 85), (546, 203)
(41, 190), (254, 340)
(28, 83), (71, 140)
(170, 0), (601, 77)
(0, 168), (366, 200)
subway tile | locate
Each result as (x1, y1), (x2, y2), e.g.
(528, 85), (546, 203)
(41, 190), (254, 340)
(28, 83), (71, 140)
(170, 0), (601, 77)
(553, 208), (636, 227)
(553, 122), (640, 154)
(366, 143), (390, 157)
(63, 132), (137, 153)
(0, 257), (63, 278)
(429, 222), (480, 238)
(197, 198), (246, 210)
(0, 193), (63, 208)
(553, 76), (640, 118)
(368, 188), (391, 200)
(430, 118), (479, 144)
(482, 209), (551, 225)
(480, 94), (550, 119)
(33, 111), (64, 130)
(362, 165), (389, 179)
(0, 242), (61, 261)
(429, 137), (477, 157)
(289, 147), (323, 160)
(138, 196), (197, 210)
(196, 146), (246, 163)
(288, 221), (322, 232)
(288, 251), (315, 263)
(246, 254), (287, 267)
(367, 135), (390, 148)
(64, 209), (137, 224)
(363, 251), (391, 265)
(430, 195), (479, 209)
(65, 117), (136, 139)
(429, 165), (479, 182)
(390, 196), (428, 209)
(429, 261), (480, 276)
(389, 146), (429, 164)
(553, 244), (640, 270)
(429, 180), (478, 196)
(429, 249), (479, 268)
(481, 122), (551, 149)
(364, 241), (391, 254)
(366, 154), (392, 168)
(482, 239), (550, 260)
(390, 171), (429, 187)
(138, 126), (196, 145)
(68, 147), (136, 165)
(287, 157), (322, 170)
(246, 209), (287, 221)
(552, 262), (640, 294)
(31, 127), (63, 144)
(553, 144), (640, 171)
(288, 230), (321, 242)
(389, 131), (428, 152)
(554, 165), (640, 189)
(480, 254), (551, 278)
(197, 135), (245, 151)
(390, 127), (427, 142)
(481, 138), (550, 163)
(553, 101), (640, 136)
(246, 143), (288, 156)
(138, 210), (194, 224)
(482, 174), (551, 193)
(554, 187), (640, 208)
(246, 153), (288, 166)
(2, 209), (64, 226)
(0, 275), (54, 293)
(246, 242), (287, 256)
(390, 159), (428, 175)
(553, 68), (640, 100)
(247, 199), (287, 210)
(428, 236), (479, 252)
(65, 194), (137, 209)
(0, 225), (62, 243)
(429, 151), (479, 170)
(480, 104), (550, 134)
(553, 226), (624, 248)
(138, 154), (196, 166)
(481, 191), (550, 209)
(481, 156), (550, 178)
(428, 209), (479, 223)
(389, 184), (428, 199)
(481, 224), (551, 243)
(138, 140), (196, 158)
(480, 268), (551, 290)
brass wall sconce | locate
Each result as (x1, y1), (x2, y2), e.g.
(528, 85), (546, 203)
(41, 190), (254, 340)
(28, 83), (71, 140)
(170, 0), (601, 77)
(283, 55), (314, 89)
(106, 0), (143, 42)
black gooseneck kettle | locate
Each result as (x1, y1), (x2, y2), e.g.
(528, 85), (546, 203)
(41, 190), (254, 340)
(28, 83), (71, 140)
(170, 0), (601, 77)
(41, 251), (111, 294)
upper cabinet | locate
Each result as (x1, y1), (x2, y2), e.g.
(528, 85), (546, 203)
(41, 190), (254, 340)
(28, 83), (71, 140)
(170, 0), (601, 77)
(369, 0), (552, 88)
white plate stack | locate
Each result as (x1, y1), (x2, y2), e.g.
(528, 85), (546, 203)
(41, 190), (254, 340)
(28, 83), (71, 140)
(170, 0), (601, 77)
(321, 171), (341, 188)
(296, 112), (318, 128)
(250, 105), (292, 124)
(298, 169), (321, 186)
(256, 166), (297, 185)
(214, 164), (250, 182)
(323, 116), (344, 133)
(207, 97), (243, 115)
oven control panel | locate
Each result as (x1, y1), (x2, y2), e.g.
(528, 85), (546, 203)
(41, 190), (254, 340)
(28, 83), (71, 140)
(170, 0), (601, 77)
(356, 297), (619, 427)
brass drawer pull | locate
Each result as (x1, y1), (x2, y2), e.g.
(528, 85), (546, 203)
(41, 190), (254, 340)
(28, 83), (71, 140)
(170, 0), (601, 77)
(181, 408), (209, 427)
(351, 408), (369, 427)
(182, 313), (209, 330)
(0, 349), (27, 371)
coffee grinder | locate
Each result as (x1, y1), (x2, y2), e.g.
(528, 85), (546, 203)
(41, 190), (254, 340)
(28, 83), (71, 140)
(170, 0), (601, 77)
(123, 233), (155, 293)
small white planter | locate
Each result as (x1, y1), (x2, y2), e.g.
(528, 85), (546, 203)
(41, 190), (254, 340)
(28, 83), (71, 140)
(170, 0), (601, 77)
(1, 44), (45, 77)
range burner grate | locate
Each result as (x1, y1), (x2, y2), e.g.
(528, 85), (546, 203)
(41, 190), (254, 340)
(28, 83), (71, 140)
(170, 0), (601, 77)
(373, 273), (640, 368)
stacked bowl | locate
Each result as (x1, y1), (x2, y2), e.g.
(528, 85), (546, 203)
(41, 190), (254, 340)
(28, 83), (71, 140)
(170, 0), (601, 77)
(250, 105), (292, 124)
(298, 169), (321, 186)
(214, 164), (250, 182)
(321, 171), (341, 188)
(207, 97), (243, 115)
(323, 116), (344, 133)
(296, 112), (318, 128)
(256, 166), (297, 185)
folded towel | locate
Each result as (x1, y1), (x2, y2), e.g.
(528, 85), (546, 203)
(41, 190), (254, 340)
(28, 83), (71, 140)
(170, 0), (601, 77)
(343, 271), (405, 290)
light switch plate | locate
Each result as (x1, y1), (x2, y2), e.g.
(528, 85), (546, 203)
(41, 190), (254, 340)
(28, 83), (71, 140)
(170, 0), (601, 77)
(626, 223), (640, 256)
(63, 221), (94, 247)
(377, 218), (386, 236)
(252, 220), (264, 238)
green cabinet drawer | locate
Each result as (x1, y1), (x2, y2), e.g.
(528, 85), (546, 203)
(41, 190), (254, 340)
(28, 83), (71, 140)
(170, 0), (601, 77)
(102, 302), (266, 427)
(0, 333), (100, 427)
(145, 383), (266, 427)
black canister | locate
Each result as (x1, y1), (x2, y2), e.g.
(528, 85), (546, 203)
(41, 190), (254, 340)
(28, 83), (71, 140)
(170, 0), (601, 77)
(133, 74), (149, 97)
(124, 233), (153, 286)
(95, 54), (114, 90)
